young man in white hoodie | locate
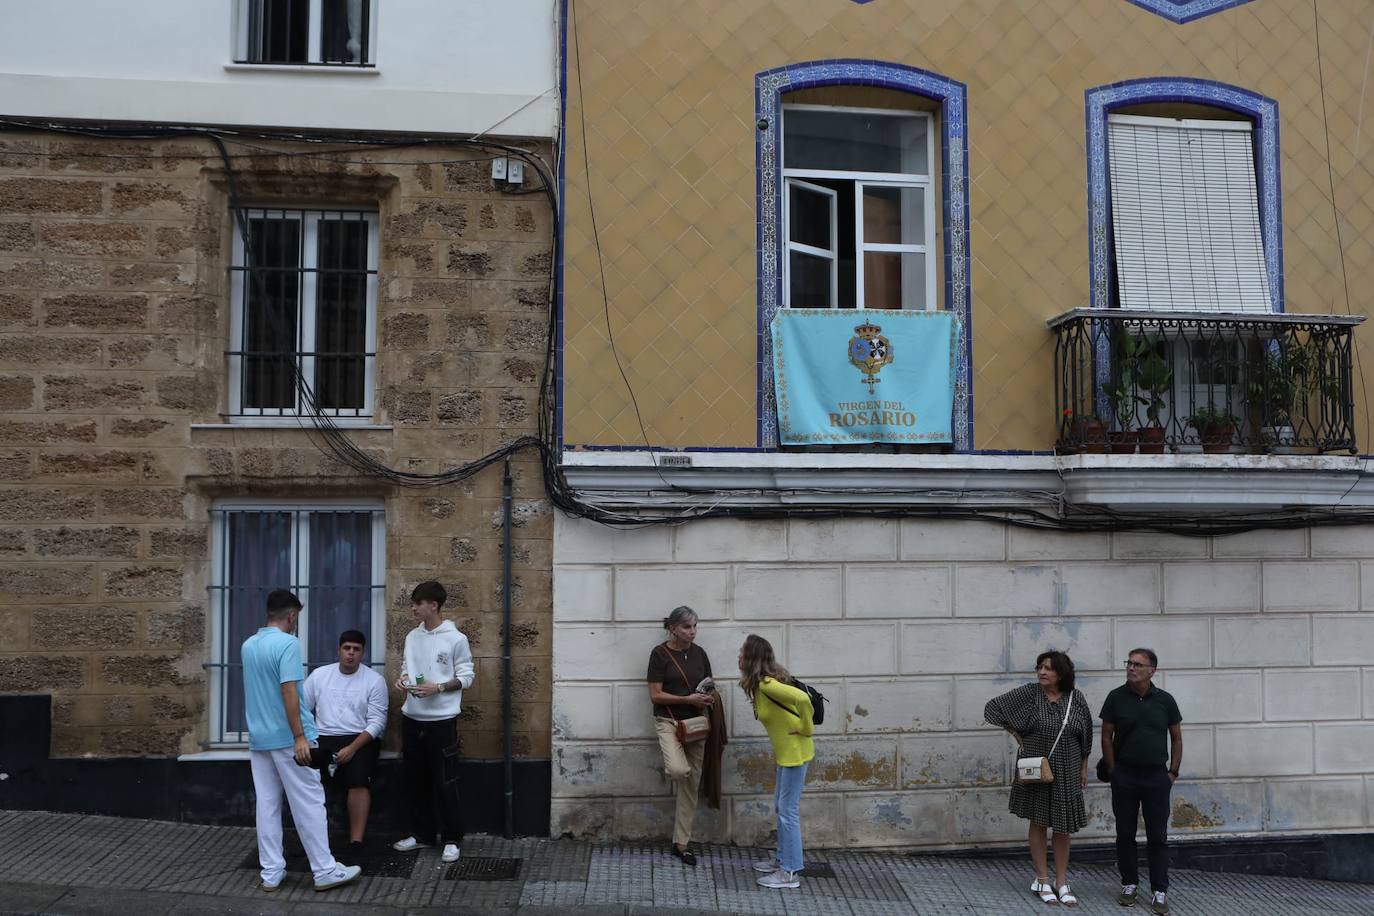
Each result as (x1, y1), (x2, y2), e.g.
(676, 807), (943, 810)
(391, 581), (474, 863)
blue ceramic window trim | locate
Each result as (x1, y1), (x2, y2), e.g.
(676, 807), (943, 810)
(1122, 0), (1258, 24)
(1085, 77), (1283, 315)
(755, 60), (973, 452)
(1086, 77), (1281, 407)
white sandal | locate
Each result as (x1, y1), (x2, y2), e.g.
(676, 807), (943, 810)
(1031, 879), (1059, 905)
(1057, 884), (1079, 907)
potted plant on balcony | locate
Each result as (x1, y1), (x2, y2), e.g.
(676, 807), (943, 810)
(1251, 344), (1314, 454)
(1133, 343), (1173, 454)
(1104, 329), (1149, 454)
(1063, 407), (1108, 454)
(1187, 405), (1238, 454)
(1103, 377), (1141, 454)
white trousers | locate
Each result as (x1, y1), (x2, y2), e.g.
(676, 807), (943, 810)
(250, 747), (338, 884)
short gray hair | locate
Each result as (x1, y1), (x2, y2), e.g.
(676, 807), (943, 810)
(662, 605), (698, 630)
(1128, 647), (1158, 667)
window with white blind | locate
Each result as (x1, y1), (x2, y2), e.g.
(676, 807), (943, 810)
(207, 501), (385, 746)
(782, 105), (937, 311)
(1107, 114), (1271, 313)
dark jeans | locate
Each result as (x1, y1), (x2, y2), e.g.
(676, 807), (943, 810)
(402, 715), (464, 845)
(1111, 764), (1172, 891)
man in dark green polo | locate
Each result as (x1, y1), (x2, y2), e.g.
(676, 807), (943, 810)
(1101, 647), (1182, 915)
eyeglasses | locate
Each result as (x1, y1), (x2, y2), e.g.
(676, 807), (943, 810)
(1124, 661), (1153, 670)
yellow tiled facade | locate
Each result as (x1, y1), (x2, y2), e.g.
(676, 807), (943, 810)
(561, 0), (1374, 451)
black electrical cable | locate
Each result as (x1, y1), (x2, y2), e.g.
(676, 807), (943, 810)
(8, 117), (1374, 534)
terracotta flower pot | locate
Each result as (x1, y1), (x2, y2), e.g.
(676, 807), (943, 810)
(1080, 420), (1108, 454)
(1108, 430), (1138, 454)
(1200, 424), (1236, 454)
(1138, 426), (1166, 454)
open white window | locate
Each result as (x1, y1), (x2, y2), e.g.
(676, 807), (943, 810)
(1107, 114), (1271, 313)
(207, 501), (385, 746)
(781, 105), (936, 310)
(228, 207), (378, 421)
(234, 0), (377, 67)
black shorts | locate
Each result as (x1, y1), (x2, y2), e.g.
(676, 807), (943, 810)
(315, 734), (379, 789)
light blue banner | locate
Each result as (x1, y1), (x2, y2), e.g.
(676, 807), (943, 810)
(771, 309), (959, 445)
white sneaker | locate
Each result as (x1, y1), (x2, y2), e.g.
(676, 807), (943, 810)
(442, 843), (461, 863)
(314, 863), (362, 892)
(392, 836), (430, 852)
(751, 856), (780, 874)
(757, 867), (800, 889)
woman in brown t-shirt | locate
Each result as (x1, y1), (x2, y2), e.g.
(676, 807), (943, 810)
(646, 605), (715, 865)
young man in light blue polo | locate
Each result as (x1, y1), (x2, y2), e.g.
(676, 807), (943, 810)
(242, 588), (362, 893)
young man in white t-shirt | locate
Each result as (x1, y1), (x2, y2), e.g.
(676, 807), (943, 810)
(302, 629), (388, 851)
(390, 581), (474, 864)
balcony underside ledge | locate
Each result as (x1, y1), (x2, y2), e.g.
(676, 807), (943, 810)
(560, 451), (1373, 512)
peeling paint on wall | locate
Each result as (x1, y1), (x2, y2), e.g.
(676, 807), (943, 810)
(1172, 797), (1224, 829)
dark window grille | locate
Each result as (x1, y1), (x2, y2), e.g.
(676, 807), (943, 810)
(207, 506), (385, 746)
(228, 208), (377, 419)
(1050, 309), (1364, 455)
(239, 0), (373, 67)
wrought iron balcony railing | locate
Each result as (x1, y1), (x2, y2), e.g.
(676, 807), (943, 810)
(1048, 309), (1365, 455)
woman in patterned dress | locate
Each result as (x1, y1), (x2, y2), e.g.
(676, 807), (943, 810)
(984, 651), (1094, 907)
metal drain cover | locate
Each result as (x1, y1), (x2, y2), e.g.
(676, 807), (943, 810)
(444, 856), (522, 881)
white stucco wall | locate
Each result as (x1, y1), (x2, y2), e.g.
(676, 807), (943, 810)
(551, 514), (1374, 848)
(0, 1), (557, 137)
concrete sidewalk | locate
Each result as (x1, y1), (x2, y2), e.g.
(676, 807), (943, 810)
(1, 810), (1372, 915)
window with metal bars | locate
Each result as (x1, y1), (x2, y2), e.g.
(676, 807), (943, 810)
(236, 0), (375, 67)
(207, 503), (385, 746)
(228, 207), (377, 420)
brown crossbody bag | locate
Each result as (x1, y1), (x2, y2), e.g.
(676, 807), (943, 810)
(658, 644), (711, 744)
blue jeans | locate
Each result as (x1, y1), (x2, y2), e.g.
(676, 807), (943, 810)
(774, 763), (808, 873)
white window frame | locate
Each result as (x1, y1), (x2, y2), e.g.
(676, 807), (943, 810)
(783, 177), (839, 308)
(227, 207), (379, 422)
(207, 498), (386, 747)
(781, 104), (937, 311)
(232, 0), (380, 67)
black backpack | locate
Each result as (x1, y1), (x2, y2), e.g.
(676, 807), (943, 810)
(765, 677), (827, 726)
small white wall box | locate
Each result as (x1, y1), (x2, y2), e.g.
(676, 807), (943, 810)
(492, 157), (508, 181)
(506, 160), (524, 185)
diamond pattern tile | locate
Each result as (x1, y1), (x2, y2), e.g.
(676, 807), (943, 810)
(563, 0), (1374, 452)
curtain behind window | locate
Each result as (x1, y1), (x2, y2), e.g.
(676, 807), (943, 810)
(225, 511), (292, 735)
(306, 512), (373, 666)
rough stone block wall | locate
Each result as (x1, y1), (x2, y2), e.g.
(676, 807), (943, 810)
(0, 131), (554, 759)
(551, 515), (1374, 848)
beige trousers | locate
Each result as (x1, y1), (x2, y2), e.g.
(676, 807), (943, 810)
(654, 717), (707, 847)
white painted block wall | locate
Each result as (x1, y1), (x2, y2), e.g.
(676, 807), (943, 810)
(551, 515), (1374, 848)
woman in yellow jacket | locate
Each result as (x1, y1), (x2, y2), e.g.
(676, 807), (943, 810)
(738, 634), (813, 890)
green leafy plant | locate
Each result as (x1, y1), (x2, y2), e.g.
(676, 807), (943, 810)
(1186, 404), (1237, 432)
(1132, 343), (1173, 428)
(1104, 329), (1167, 431)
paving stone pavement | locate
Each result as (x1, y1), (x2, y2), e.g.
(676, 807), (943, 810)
(1, 810), (1372, 915)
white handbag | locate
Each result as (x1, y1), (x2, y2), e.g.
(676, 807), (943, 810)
(1015, 691), (1073, 785)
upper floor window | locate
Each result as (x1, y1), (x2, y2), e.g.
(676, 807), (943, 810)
(1107, 113), (1270, 313)
(235, 0), (375, 67)
(782, 105), (936, 311)
(208, 501), (385, 745)
(228, 207), (378, 420)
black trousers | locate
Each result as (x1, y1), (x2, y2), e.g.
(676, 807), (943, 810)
(1111, 764), (1172, 891)
(402, 715), (464, 845)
